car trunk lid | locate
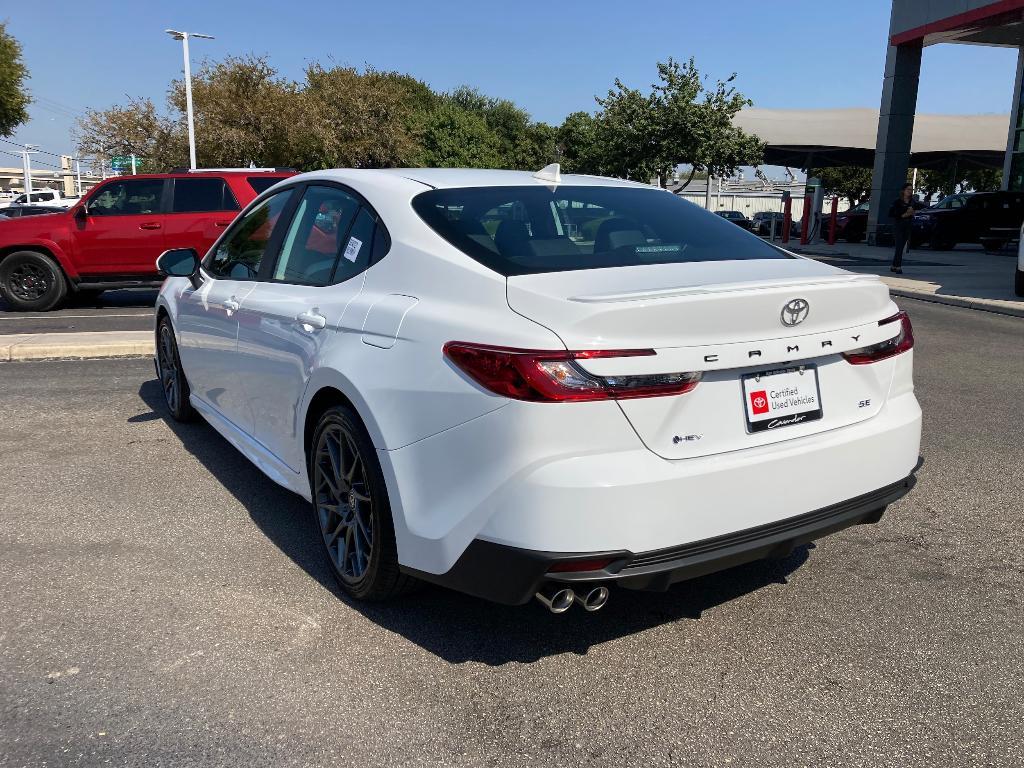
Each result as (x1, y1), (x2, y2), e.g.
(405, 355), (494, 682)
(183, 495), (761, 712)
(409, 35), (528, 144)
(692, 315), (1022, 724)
(506, 259), (900, 459)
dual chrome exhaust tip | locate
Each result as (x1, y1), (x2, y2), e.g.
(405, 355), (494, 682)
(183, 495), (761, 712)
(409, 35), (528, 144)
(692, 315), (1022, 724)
(535, 584), (610, 613)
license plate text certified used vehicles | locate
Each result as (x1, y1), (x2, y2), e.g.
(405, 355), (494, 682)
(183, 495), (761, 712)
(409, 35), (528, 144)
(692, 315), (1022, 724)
(742, 366), (823, 433)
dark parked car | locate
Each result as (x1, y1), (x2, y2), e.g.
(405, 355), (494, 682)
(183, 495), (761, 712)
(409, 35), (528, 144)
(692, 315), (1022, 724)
(833, 200), (870, 243)
(714, 210), (753, 230)
(0, 205), (66, 218)
(751, 211), (802, 238)
(751, 211), (780, 236)
(913, 191), (1024, 251)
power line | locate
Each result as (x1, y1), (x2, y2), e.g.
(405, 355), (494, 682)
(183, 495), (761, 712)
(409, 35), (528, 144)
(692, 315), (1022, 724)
(0, 137), (80, 162)
(0, 148), (68, 171)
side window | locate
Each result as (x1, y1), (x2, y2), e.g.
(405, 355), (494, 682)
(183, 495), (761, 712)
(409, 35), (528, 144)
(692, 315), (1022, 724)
(172, 178), (239, 213)
(206, 190), (294, 280)
(272, 186), (360, 286)
(370, 221), (391, 265)
(87, 179), (163, 216)
(333, 207), (376, 284)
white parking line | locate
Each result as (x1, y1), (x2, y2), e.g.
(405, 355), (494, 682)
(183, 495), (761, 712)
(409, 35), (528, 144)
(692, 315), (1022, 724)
(0, 313), (153, 321)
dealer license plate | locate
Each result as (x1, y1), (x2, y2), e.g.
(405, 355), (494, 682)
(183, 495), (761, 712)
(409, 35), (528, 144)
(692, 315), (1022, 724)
(742, 366), (823, 433)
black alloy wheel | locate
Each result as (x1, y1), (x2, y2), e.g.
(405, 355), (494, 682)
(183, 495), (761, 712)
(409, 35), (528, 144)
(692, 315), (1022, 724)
(155, 317), (196, 422)
(0, 250), (67, 311)
(311, 406), (415, 601)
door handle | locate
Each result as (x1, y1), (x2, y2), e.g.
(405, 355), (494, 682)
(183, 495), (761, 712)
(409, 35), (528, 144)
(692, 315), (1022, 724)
(223, 298), (241, 314)
(214, 221), (230, 228)
(296, 310), (327, 330)
(139, 222), (162, 230)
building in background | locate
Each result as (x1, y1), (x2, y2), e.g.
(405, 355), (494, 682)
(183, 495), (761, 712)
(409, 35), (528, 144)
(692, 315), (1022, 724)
(869, 0), (1024, 243)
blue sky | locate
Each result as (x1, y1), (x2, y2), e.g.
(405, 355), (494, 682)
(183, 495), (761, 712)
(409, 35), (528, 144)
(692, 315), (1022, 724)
(2, 1), (1019, 163)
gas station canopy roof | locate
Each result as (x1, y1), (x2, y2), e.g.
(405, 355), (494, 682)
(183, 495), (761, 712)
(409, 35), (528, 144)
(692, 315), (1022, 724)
(733, 107), (1009, 170)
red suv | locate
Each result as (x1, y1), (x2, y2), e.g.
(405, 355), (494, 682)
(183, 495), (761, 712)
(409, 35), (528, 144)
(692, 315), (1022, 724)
(0, 169), (295, 310)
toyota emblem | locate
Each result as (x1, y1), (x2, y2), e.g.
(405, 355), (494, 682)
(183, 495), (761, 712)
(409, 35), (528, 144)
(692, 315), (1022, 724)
(780, 298), (810, 327)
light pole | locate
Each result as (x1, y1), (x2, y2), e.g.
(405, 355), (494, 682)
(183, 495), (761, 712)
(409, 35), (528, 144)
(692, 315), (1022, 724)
(165, 29), (214, 170)
(21, 144), (38, 196)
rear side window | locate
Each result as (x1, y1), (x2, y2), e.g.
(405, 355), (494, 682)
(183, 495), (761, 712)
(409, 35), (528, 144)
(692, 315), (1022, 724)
(412, 185), (790, 276)
(333, 207), (375, 284)
(172, 178), (239, 212)
(247, 176), (285, 194)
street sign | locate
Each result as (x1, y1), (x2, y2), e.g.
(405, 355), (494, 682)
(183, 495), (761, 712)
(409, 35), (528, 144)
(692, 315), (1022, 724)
(110, 156), (132, 171)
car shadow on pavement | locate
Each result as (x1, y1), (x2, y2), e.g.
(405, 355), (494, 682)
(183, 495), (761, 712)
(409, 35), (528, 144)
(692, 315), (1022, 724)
(137, 378), (814, 666)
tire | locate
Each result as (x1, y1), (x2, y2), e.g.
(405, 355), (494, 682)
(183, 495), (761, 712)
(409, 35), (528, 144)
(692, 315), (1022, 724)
(845, 232), (864, 244)
(1015, 268), (1024, 298)
(155, 316), (197, 422)
(0, 250), (68, 311)
(310, 405), (416, 601)
(980, 238), (1004, 254)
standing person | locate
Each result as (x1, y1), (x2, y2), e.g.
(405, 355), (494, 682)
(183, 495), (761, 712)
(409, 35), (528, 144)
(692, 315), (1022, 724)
(889, 183), (915, 274)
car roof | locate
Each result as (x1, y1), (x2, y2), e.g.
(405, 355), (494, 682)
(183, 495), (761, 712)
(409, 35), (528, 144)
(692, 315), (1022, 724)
(288, 167), (655, 191)
(99, 171), (295, 181)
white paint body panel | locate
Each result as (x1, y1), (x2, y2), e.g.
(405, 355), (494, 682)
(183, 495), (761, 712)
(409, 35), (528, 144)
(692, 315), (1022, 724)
(156, 168), (922, 581)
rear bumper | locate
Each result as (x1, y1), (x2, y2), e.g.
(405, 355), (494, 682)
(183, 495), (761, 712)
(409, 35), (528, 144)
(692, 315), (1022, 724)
(405, 475), (916, 605)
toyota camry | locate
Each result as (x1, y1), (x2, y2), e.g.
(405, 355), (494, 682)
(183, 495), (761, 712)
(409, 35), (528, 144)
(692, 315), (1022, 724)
(153, 166), (921, 613)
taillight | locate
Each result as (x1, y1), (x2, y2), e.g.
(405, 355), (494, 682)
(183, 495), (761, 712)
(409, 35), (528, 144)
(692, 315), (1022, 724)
(443, 342), (701, 402)
(842, 311), (914, 365)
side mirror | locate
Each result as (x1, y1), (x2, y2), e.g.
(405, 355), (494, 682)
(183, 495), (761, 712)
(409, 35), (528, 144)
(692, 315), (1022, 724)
(74, 205), (88, 221)
(156, 248), (201, 288)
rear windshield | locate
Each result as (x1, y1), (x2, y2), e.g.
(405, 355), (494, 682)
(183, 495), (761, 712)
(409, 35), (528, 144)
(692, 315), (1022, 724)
(412, 185), (789, 276)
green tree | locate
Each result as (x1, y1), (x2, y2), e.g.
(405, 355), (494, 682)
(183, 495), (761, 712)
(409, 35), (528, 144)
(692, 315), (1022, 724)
(75, 97), (180, 173)
(918, 166), (1002, 199)
(437, 87), (554, 169)
(292, 65), (431, 169)
(418, 101), (501, 167)
(556, 111), (602, 174)
(563, 58), (764, 185)
(669, 59), (764, 183)
(0, 22), (31, 137)
(168, 55), (298, 168)
(809, 166), (874, 207)
(592, 79), (661, 182)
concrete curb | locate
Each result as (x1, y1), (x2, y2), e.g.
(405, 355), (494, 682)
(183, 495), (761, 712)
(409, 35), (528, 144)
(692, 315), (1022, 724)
(0, 331), (154, 362)
(889, 289), (1024, 318)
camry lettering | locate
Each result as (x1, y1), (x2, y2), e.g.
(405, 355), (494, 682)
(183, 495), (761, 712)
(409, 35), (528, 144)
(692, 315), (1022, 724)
(704, 354), (719, 363)
(787, 345), (799, 353)
(821, 340), (832, 348)
(748, 350), (762, 358)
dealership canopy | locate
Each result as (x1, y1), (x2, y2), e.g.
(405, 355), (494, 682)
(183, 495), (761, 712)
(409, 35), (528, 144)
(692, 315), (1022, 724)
(733, 107), (1009, 170)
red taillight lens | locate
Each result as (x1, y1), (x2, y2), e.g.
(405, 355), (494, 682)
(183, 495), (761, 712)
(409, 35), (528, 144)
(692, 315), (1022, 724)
(443, 342), (701, 402)
(842, 311), (914, 365)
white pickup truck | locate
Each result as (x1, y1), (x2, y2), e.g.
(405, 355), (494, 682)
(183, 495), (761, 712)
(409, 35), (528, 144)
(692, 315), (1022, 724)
(0, 189), (80, 209)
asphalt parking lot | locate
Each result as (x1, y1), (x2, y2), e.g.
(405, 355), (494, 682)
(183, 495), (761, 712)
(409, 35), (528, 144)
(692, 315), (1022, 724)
(0, 290), (156, 334)
(1, 298), (1022, 767)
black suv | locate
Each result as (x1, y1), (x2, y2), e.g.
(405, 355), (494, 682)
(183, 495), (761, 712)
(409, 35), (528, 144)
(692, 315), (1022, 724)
(913, 191), (1024, 251)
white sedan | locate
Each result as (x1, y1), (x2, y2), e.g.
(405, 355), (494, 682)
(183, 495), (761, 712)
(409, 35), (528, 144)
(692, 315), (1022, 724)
(154, 166), (921, 613)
